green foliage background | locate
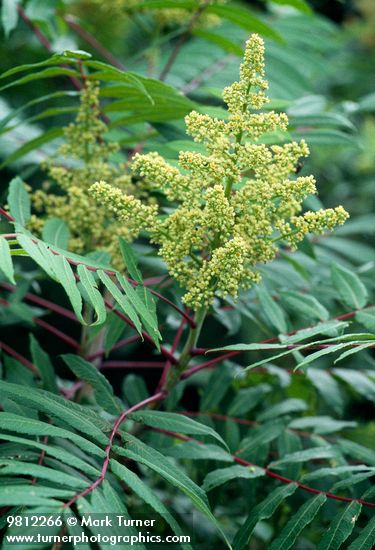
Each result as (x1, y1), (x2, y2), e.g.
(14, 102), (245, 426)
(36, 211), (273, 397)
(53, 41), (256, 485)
(1, 1), (375, 549)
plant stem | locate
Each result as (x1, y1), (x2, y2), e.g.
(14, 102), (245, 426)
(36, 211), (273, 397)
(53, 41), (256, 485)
(162, 307), (207, 392)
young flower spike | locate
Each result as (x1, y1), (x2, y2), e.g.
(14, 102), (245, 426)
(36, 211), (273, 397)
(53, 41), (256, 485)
(90, 34), (349, 310)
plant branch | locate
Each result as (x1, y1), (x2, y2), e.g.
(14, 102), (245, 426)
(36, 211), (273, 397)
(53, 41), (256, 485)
(0, 207), (14, 222)
(63, 391), (165, 508)
(34, 318), (81, 350)
(0, 341), (38, 375)
(151, 428), (375, 508)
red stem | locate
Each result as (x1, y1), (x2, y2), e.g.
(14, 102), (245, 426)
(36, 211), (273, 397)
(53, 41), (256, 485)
(181, 351), (238, 379)
(152, 428), (375, 508)
(0, 341), (38, 375)
(0, 207), (14, 222)
(63, 392), (165, 508)
(34, 318), (80, 350)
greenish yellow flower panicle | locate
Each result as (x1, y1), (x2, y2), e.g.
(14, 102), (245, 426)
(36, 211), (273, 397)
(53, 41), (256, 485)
(29, 81), (150, 268)
(89, 34), (349, 309)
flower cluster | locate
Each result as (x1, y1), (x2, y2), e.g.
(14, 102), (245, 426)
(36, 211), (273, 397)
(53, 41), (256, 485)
(30, 81), (148, 268)
(90, 34), (348, 309)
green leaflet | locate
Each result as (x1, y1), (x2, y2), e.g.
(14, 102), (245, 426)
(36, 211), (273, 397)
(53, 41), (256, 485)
(268, 493), (326, 550)
(0, 68), (79, 93)
(280, 291), (329, 322)
(47, 252), (84, 324)
(163, 441), (233, 462)
(0, 236), (15, 284)
(356, 308), (375, 332)
(317, 501), (362, 550)
(277, 430), (302, 480)
(228, 384), (271, 416)
(294, 343), (353, 371)
(119, 237), (142, 283)
(78, 482), (144, 550)
(347, 515), (375, 550)
(129, 410), (229, 449)
(256, 398), (307, 422)
(116, 434), (232, 549)
(64, 512), (92, 550)
(16, 235), (57, 280)
(333, 342), (375, 363)
(202, 465), (264, 492)
(338, 439), (375, 466)
(236, 420), (285, 459)
(333, 369), (375, 402)
(307, 368), (344, 415)
(7, 176), (30, 226)
(331, 263), (368, 310)
(200, 363), (232, 411)
(269, 446), (337, 468)
(289, 416), (357, 435)
(122, 374), (149, 407)
(62, 354), (121, 415)
(256, 284), (287, 333)
(271, 0), (312, 14)
(0, 412), (105, 457)
(29, 334), (58, 394)
(77, 264), (107, 326)
(1, 127), (64, 169)
(1, 434), (98, 478)
(233, 483), (297, 550)
(97, 270), (142, 336)
(0, 380), (109, 445)
(116, 272), (161, 345)
(0, 90), (79, 132)
(0, 485), (73, 506)
(302, 465), (374, 482)
(207, 4), (283, 42)
(110, 460), (193, 550)
(0, 460), (88, 490)
(42, 218), (70, 248)
(331, 471), (375, 491)
(293, 129), (358, 146)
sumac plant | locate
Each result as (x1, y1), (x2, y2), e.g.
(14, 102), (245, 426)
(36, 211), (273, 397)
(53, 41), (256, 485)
(0, 1), (375, 549)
